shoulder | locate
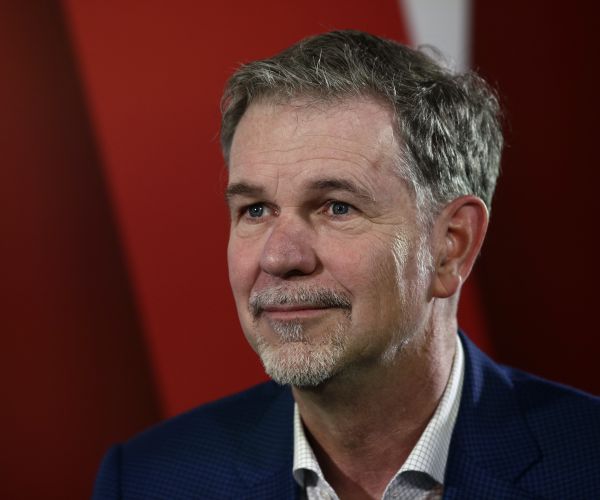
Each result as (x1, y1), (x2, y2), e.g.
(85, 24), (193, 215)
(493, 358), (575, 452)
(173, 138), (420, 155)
(506, 367), (600, 495)
(504, 364), (600, 457)
(126, 379), (290, 451)
(463, 331), (600, 452)
(461, 332), (600, 436)
(456, 333), (600, 497)
(93, 381), (293, 499)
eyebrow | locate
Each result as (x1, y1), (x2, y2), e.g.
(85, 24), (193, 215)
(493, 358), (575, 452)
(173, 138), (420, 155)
(307, 178), (375, 203)
(225, 182), (265, 202)
(225, 177), (375, 204)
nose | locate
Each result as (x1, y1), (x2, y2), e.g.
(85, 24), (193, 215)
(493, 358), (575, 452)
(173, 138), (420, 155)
(260, 216), (318, 278)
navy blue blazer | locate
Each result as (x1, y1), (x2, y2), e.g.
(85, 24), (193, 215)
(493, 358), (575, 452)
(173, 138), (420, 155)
(93, 333), (600, 499)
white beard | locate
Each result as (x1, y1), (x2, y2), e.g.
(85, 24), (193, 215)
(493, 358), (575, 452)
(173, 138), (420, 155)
(255, 319), (347, 387)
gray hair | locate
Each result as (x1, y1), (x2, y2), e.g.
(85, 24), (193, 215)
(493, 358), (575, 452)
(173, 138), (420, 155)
(220, 30), (503, 219)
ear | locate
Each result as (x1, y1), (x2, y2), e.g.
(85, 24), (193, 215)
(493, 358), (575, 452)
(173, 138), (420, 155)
(431, 196), (489, 299)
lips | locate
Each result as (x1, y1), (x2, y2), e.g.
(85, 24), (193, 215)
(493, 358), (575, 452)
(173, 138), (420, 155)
(262, 304), (328, 312)
(261, 304), (332, 319)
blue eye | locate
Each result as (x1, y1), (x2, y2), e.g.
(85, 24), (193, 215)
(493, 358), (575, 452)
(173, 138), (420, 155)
(247, 204), (264, 217)
(330, 202), (350, 215)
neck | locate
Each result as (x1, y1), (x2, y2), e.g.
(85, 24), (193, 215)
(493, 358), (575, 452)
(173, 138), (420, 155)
(292, 312), (457, 499)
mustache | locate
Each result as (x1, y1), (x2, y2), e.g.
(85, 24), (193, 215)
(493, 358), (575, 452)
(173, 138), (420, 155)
(249, 285), (352, 318)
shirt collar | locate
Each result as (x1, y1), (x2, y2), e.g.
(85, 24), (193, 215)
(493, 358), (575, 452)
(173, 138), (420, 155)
(293, 334), (465, 488)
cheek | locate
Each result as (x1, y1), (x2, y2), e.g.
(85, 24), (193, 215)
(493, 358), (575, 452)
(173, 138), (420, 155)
(320, 235), (399, 298)
(227, 237), (259, 299)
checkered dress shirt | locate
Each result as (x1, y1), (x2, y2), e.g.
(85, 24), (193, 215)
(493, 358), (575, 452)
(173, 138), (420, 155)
(292, 336), (465, 499)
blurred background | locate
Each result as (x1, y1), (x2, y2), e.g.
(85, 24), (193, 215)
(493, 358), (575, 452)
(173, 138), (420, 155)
(1, 0), (598, 498)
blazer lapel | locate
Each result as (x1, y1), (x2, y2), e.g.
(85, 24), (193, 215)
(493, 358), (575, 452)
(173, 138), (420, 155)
(234, 384), (301, 499)
(444, 333), (541, 498)
(443, 454), (538, 499)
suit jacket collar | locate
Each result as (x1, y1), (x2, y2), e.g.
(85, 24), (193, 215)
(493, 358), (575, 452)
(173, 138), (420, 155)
(443, 332), (541, 498)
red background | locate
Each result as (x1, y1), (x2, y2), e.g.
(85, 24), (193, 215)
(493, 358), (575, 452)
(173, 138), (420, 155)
(1, 1), (598, 498)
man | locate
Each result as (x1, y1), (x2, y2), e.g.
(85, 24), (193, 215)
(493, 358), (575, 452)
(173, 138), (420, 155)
(93, 31), (600, 499)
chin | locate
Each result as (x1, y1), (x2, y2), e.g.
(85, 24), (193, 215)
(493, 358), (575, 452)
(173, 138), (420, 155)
(255, 327), (347, 388)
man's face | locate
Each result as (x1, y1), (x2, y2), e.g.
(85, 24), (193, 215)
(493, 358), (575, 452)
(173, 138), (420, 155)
(226, 97), (433, 387)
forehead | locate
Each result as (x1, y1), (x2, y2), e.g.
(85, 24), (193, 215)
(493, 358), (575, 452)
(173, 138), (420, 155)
(228, 97), (400, 176)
